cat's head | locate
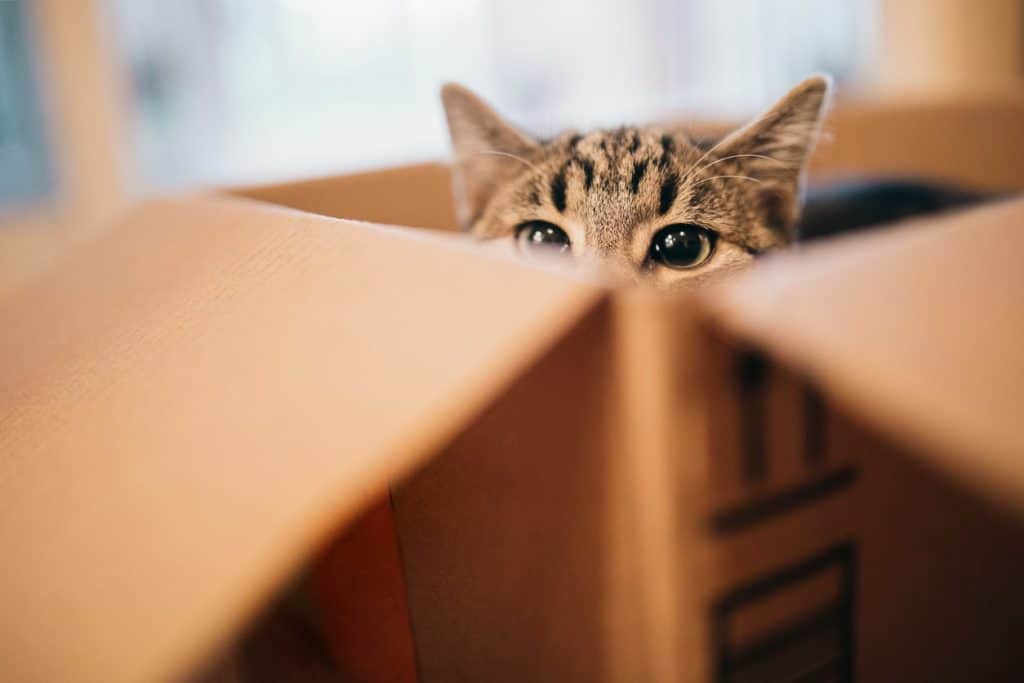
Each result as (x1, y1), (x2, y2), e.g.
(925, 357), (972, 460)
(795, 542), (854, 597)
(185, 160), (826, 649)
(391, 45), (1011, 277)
(441, 76), (832, 288)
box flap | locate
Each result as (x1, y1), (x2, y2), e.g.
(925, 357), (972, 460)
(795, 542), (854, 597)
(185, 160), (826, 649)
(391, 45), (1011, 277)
(810, 93), (1024, 190)
(0, 197), (602, 683)
(227, 162), (459, 230)
(702, 198), (1024, 517)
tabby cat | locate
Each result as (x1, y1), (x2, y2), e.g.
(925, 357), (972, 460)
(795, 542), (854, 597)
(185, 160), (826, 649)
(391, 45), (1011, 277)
(441, 76), (831, 288)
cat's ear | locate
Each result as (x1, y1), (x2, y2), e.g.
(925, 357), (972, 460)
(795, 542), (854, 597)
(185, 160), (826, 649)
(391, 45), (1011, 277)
(714, 75), (833, 234)
(441, 83), (539, 229)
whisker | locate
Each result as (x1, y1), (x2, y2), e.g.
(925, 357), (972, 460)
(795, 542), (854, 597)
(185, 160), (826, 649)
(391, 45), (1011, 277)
(681, 135), (734, 180)
(691, 174), (763, 187)
(473, 150), (540, 172)
(695, 153), (784, 174)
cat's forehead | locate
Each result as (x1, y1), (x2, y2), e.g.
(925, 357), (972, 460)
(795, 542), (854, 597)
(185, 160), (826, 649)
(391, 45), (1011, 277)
(515, 127), (711, 253)
(545, 126), (705, 168)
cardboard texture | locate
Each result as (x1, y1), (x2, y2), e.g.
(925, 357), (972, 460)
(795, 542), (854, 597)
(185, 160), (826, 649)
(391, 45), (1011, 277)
(704, 199), (1024, 513)
(230, 162), (459, 232)
(809, 93), (1024, 189)
(695, 199), (1024, 682)
(1, 97), (1023, 682)
(0, 197), (601, 682)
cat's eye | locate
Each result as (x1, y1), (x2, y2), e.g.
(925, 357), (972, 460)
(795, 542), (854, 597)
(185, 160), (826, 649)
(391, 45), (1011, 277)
(515, 221), (571, 255)
(648, 224), (715, 270)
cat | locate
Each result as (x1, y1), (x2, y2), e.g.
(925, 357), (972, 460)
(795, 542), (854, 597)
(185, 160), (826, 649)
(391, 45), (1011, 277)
(441, 76), (832, 288)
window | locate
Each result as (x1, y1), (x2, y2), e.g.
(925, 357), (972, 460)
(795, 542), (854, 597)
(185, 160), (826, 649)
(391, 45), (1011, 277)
(0, 1), (54, 210)
(107, 0), (876, 190)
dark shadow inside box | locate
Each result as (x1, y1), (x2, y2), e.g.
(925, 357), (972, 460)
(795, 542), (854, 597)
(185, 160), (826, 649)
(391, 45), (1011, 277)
(190, 583), (345, 683)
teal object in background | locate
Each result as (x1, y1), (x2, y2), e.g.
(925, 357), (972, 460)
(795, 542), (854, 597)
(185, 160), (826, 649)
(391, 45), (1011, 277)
(0, 0), (54, 211)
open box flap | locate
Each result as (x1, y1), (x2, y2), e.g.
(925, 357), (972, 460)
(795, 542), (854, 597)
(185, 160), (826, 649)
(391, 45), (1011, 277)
(702, 197), (1024, 518)
(227, 162), (459, 231)
(0, 196), (603, 683)
(810, 92), (1024, 189)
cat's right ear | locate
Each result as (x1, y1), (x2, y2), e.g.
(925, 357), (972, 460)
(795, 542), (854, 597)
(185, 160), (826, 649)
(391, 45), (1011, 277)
(441, 83), (539, 230)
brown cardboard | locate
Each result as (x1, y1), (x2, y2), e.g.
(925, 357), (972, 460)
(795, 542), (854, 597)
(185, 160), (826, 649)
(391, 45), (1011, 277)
(690, 199), (1024, 681)
(703, 198), (1024, 515)
(1, 97), (1023, 683)
(810, 92), (1024, 189)
(0, 196), (601, 683)
(377, 202), (1024, 683)
(391, 292), (708, 682)
(229, 162), (459, 231)
(309, 497), (418, 682)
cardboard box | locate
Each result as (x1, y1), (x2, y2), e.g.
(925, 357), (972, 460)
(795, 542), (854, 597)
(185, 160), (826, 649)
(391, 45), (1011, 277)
(1, 96), (1022, 683)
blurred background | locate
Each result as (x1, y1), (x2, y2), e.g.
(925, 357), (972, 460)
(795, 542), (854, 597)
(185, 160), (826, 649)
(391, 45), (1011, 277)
(1, 0), (1022, 295)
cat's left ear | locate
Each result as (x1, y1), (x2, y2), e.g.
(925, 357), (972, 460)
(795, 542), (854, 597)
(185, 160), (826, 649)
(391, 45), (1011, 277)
(441, 83), (539, 230)
(714, 75), (833, 235)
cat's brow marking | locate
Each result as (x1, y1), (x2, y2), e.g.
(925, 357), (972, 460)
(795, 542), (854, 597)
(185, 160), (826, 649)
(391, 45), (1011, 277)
(550, 165), (568, 212)
(658, 134), (675, 168)
(689, 182), (709, 207)
(630, 160), (648, 194)
(658, 173), (679, 214)
(526, 183), (541, 206)
(574, 156), (595, 190)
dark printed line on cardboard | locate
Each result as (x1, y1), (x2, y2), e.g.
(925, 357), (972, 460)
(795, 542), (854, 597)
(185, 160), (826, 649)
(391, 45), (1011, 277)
(710, 466), (857, 535)
(711, 542), (857, 683)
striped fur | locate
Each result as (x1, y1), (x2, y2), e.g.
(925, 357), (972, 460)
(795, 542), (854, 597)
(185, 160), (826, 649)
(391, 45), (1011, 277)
(442, 76), (832, 288)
